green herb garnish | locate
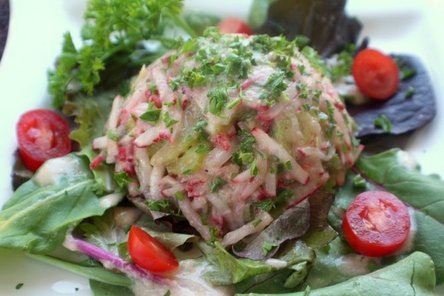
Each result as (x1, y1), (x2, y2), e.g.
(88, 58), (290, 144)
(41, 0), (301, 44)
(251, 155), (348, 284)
(162, 112), (178, 128)
(114, 171), (130, 189)
(210, 177), (227, 192)
(208, 87), (229, 116)
(374, 114), (393, 132)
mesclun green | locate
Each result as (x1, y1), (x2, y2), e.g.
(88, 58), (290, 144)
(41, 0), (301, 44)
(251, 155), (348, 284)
(0, 154), (109, 253)
(329, 149), (444, 284)
(240, 252), (435, 296)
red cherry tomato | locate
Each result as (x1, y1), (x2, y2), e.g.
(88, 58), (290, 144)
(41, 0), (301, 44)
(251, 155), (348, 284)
(128, 226), (179, 273)
(16, 109), (72, 172)
(342, 191), (410, 257)
(352, 48), (399, 100)
(218, 17), (254, 35)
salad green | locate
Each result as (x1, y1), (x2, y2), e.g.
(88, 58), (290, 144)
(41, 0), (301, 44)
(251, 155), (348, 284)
(1, 0), (443, 295)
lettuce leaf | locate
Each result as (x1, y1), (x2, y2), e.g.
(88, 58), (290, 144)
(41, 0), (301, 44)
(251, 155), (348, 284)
(240, 251), (435, 296)
(89, 280), (134, 296)
(202, 240), (314, 289)
(0, 154), (108, 253)
(28, 253), (132, 287)
(329, 148), (444, 284)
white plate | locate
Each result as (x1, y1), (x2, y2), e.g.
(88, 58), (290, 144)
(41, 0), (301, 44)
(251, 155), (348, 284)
(0, 0), (443, 295)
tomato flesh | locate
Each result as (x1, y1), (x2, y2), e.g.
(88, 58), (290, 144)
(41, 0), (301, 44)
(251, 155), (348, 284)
(352, 48), (399, 100)
(16, 109), (72, 172)
(128, 226), (179, 273)
(218, 17), (254, 35)
(342, 191), (410, 257)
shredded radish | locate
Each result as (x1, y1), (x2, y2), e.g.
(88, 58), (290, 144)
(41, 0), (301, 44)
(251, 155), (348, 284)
(91, 33), (362, 241)
(92, 136), (107, 150)
(239, 157), (267, 200)
(264, 171), (277, 197)
(252, 128), (309, 184)
(106, 140), (119, 164)
(257, 101), (288, 121)
(149, 165), (165, 200)
(204, 147), (232, 169)
(134, 147), (152, 194)
(159, 175), (184, 197)
(106, 95), (123, 132)
(135, 127), (170, 147)
(232, 168), (253, 183)
(221, 211), (273, 246)
(178, 199), (211, 241)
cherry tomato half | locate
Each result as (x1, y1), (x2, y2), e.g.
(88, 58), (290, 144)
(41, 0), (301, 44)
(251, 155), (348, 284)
(16, 109), (72, 172)
(218, 17), (254, 35)
(128, 226), (179, 273)
(352, 48), (399, 100)
(342, 191), (410, 257)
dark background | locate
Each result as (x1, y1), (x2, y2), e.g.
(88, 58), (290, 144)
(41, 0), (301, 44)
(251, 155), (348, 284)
(0, 0), (9, 62)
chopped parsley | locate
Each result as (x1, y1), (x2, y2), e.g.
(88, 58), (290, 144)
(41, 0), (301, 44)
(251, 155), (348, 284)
(284, 160), (293, 170)
(162, 112), (178, 128)
(182, 68), (207, 88)
(193, 119), (208, 134)
(301, 46), (329, 77)
(298, 64), (306, 75)
(260, 72), (288, 105)
(182, 169), (193, 175)
(210, 177), (227, 192)
(249, 160), (259, 176)
(146, 199), (172, 212)
(275, 188), (294, 206)
(107, 130), (120, 141)
(174, 191), (186, 201)
(169, 77), (181, 91)
(262, 241), (277, 256)
(225, 53), (251, 80)
(396, 58), (417, 81)
(233, 129), (256, 166)
(140, 107), (161, 123)
(114, 171), (130, 189)
(255, 199), (274, 212)
(195, 143), (211, 154)
(208, 87), (229, 116)
(252, 218), (262, 227)
(328, 44), (355, 81)
(275, 55), (294, 78)
(147, 82), (157, 94)
(405, 86), (415, 99)
(374, 114), (393, 132)
(227, 97), (241, 109)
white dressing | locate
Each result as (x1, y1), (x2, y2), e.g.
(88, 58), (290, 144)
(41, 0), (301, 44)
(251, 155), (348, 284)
(34, 156), (84, 187)
(132, 259), (233, 296)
